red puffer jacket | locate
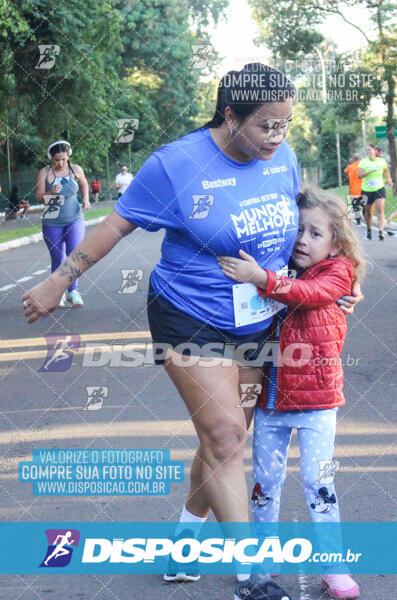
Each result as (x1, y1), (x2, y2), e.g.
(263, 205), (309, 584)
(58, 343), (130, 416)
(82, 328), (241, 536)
(257, 256), (355, 411)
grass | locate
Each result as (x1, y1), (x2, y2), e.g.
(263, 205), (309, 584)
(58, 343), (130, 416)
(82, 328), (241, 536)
(327, 184), (397, 218)
(0, 206), (114, 245)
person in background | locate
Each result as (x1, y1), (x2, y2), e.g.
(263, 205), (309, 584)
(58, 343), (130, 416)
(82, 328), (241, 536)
(358, 144), (393, 240)
(35, 140), (90, 307)
(91, 177), (101, 204)
(344, 153), (363, 225)
(115, 165), (133, 198)
(8, 184), (30, 219)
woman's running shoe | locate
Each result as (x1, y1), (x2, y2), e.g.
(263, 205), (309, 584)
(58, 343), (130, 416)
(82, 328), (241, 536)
(163, 528), (200, 583)
(163, 571), (200, 583)
(366, 228), (372, 240)
(66, 290), (84, 306)
(59, 292), (69, 307)
(378, 230), (385, 241)
(321, 574), (360, 599)
(234, 574), (291, 600)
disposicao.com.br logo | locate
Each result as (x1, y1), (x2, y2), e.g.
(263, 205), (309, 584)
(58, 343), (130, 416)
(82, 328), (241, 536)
(81, 535), (311, 565)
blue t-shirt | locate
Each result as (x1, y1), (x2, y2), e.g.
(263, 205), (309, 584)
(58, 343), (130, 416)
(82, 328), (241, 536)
(115, 128), (300, 335)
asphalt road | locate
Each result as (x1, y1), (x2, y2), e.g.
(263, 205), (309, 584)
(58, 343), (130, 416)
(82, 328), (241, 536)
(0, 221), (396, 599)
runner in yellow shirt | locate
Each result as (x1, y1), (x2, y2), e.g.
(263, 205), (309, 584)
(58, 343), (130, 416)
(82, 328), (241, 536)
(358, 144), (393, 240)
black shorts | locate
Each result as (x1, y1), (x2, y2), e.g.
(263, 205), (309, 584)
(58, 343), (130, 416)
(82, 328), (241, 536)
(363, 187), (386, 205)
(147, 279), (273, 366)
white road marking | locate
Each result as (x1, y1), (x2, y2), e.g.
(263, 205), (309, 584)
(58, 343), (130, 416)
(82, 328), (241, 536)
(32, 269), (48, 275)
(0, 267), (50, 292)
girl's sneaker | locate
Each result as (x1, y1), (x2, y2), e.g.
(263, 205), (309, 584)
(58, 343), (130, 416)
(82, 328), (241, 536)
(321, 574), (359, 599)
(66, 290), (84, 306)
(234, 574), (291, 600)
(59, 293), (69, 307)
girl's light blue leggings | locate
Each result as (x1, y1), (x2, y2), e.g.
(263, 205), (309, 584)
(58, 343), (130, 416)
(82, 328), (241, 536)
(252, 406), (340, 523)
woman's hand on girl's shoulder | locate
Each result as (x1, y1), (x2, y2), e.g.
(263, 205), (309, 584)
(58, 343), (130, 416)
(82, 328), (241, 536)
(337, 281), (363, 314)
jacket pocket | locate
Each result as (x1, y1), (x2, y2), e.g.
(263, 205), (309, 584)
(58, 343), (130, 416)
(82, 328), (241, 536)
(314, 346), (326, 388)
(317, 344), (341, 389)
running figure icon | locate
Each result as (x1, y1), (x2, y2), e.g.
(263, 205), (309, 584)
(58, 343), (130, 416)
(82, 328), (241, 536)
(43, 335), (74, 371)
(43, 531), (74, 566)
(42, 196), (64, 219)
(119, 270), (143, 293)
(189, 195), (214, 219)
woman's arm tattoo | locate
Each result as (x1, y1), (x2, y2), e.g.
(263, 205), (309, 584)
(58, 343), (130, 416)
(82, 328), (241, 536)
(71, 250), (97, 267)
(55, 250), (97, 283)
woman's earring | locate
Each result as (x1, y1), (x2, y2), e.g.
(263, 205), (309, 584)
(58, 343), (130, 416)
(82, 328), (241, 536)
(229, 129), (234, 137)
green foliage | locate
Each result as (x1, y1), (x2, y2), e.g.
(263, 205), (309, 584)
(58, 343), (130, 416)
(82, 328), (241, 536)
(249, 0), (397, 184)
(287, 102), (318, 169)
(0, 0), (226, 180)
(192, 78), (218, 129)
(1, 0), (123, 173)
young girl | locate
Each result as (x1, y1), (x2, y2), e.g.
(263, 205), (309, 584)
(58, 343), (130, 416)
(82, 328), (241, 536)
(218, 185), (365, 600)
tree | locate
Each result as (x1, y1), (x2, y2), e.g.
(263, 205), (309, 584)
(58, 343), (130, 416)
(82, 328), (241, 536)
(249, 0), (397, 186)
(0, 0), (227, 190)
(0, 0), (123, 183)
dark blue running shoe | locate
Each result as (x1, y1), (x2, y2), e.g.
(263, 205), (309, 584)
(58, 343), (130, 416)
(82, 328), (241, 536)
(234, 575), (292, 600)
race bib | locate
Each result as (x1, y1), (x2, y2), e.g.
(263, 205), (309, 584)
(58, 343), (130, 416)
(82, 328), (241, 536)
(367, 179), (381, 188)
(233, 266), (288, 328)
(41, 195), (65, 219)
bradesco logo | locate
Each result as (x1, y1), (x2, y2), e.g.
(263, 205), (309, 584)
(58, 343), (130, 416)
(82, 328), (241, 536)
(40, 529), (80, 567)
(81, 536), (312, 564)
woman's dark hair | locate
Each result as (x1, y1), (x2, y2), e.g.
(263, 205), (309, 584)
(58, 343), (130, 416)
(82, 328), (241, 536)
(204, 63), (296, 129)
(49, 142), (77, 178)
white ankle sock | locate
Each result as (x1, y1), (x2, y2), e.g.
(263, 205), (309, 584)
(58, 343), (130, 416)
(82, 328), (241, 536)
(181, 505), (208, 523)
(174, 505), (207, 536)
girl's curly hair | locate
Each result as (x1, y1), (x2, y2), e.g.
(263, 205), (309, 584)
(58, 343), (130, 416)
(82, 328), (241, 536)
(296, 183), (366, 281)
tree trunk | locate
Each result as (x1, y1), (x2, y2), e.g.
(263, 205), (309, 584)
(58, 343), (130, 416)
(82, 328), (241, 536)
(385, 69), (396, 191)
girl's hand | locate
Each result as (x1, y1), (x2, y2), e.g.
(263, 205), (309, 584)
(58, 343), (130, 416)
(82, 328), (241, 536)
(22, 278), (66, 323)
(50, 184), (62, 194)
(337, 281), (363, 314)
(218, 249), (267, 287)
(82, 200), (91, 210)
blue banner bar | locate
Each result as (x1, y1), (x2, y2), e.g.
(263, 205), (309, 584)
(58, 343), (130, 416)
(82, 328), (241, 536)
(0, 522), (396, 574)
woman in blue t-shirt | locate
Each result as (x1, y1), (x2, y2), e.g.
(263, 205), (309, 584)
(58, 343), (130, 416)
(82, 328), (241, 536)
(23, 65), (362, 600)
